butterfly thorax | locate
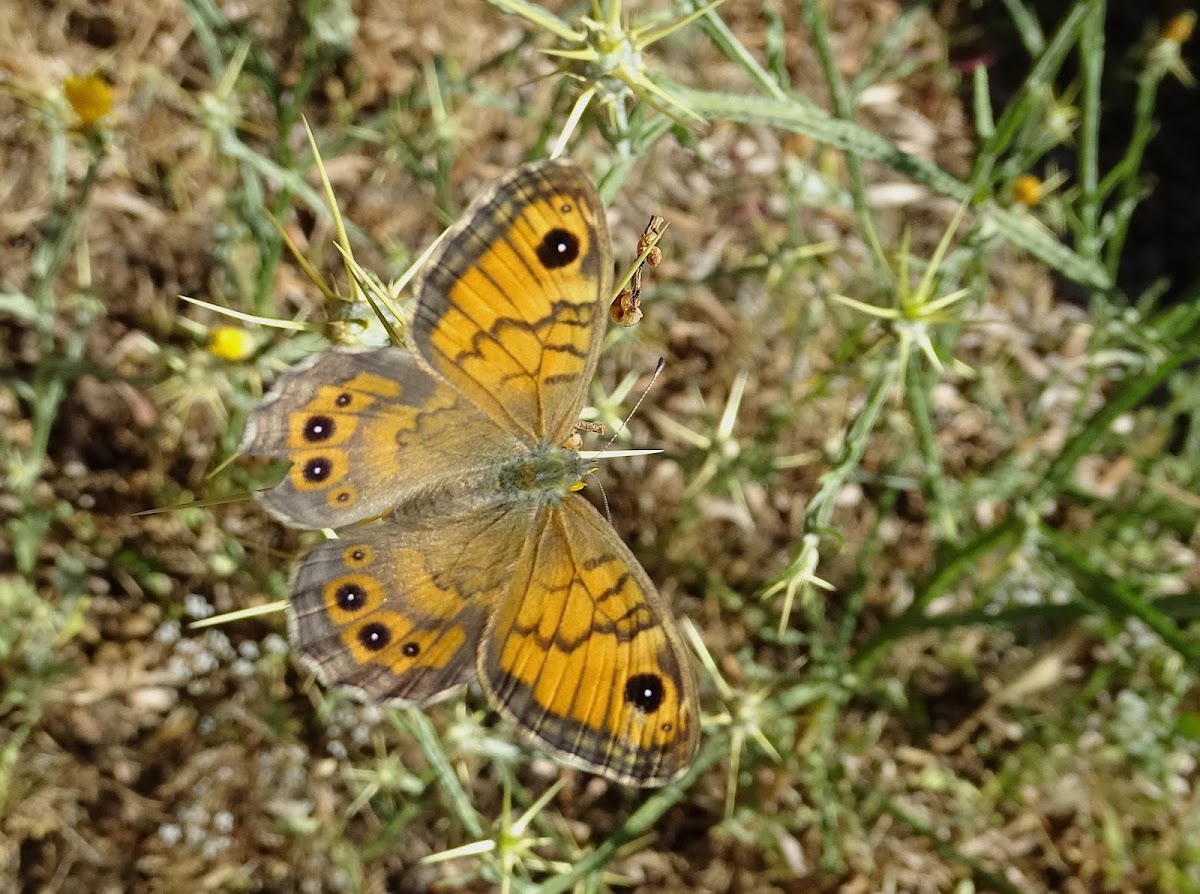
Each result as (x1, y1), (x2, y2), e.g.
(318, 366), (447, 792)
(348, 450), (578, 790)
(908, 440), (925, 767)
(494, 440), (590, 504)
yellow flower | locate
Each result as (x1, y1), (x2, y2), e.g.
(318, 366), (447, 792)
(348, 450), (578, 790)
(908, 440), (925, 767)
(1011, 174), (1044, 208)
(1162, 11), (1196, 45)
(208, 326), (257, 362)
(1008, 169), (1069, 231)
(63, 73), (113, 127)
(1149, 12), (1196, 86)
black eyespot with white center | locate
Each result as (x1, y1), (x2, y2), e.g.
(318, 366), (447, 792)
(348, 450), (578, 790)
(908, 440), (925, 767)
(402, 642), (420, 657)
(536, 227), (579, 269)
(335, 392), (352, 407)
(624, 674), (666, 714)
(358, 623), (390, 652)
(303, 414), (334, 442)
(302, 457), (331, 482)
(335, 582), (366, 612)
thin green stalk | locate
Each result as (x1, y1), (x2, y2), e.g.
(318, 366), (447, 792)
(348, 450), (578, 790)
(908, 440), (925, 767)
(852, 514), (1025, 671)
(664, 83), (1110, 290)
(916, 592), (1200, 630)
(805, 352), (901, 532)
(1075, 0), (1106, 262)
(1154, 286), (1200, 339)
(397, 709), (484, 839)
(904, 353), (956, 539)
(1001, 0), (1047, 53)
(12, 136), (104, 502)
(215, 126), (366, 243)
(848, 6), (929, 101)
(1100, 69), (1163, 275)
(679, 0), (788, 101)
(486, 0), (576, 42)
(968, 4), (1088, 189)
(972, 64), (995, 142)
(1039, 335), (1200, 493)
(29, 139), (102, 336)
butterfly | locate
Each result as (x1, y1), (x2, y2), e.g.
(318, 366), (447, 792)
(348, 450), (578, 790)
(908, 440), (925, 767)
(240, 159), (700, 786)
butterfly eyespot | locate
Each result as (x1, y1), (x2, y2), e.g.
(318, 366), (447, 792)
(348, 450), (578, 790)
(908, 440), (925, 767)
(344, 545), (373, 566)
(401, 642), (420, 657)
(331, 487), (355, 505)
(661, 722), (673, 732)
(357, 622), (391, 652)
(302, 457), (332, 482)
(335, 392), (352, 407)
(560, 201), (572, 213)
(536, 228), (579, 269)
(624, 674), (666, 714)
(303, 414), (335, 442)
(335, 582), (367, 611)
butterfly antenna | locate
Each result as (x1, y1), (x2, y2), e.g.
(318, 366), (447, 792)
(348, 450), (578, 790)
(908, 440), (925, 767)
(585, 358), (665, 524)
(602, 357), (666, 452)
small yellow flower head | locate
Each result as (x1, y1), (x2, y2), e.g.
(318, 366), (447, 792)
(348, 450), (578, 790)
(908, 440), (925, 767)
(208, 326), (257, 362)
(63, 73), (113, 127)
(1162, 11), (1196, 46)
(1149, 12), (1196, 86)
(1012, 174), (1044, 208)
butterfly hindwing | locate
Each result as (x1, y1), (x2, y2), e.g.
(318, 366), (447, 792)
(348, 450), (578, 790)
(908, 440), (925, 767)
(289, 505), (534, 703)
(478, 494), (700, 786)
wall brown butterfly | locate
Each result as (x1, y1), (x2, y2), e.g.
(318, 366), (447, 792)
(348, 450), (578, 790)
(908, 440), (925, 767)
(241, 160), (700, 785)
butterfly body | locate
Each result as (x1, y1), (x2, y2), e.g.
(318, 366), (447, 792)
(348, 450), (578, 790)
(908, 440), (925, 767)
(242, 160), (699, 786)
(495, 441), (590, 499)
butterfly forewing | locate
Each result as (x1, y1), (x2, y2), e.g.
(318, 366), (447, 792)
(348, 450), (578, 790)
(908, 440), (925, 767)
(411, 161), (613, 444)
(241, 348), (522, 529)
